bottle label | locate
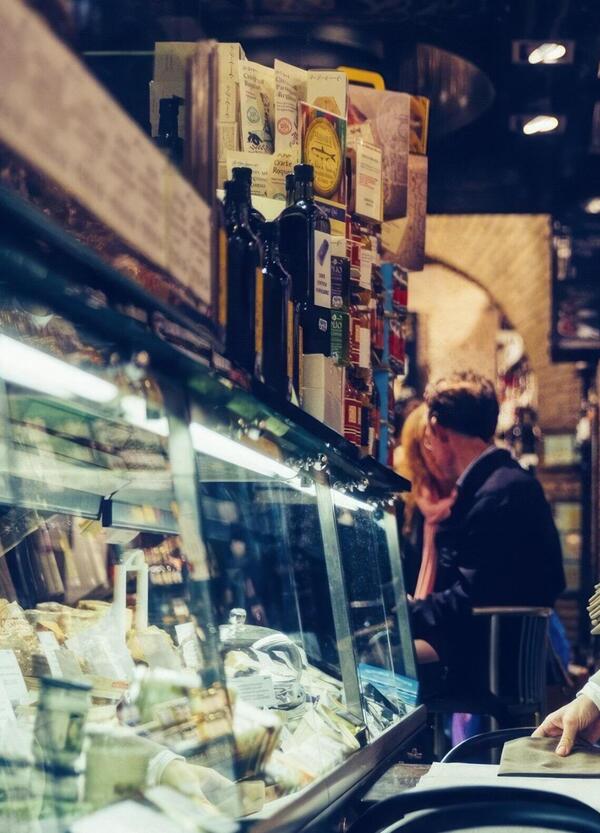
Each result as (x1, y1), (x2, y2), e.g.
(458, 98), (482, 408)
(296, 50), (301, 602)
(255, 268), (264, 363)
(218, 228), (228, 329)
(313, 230), (332, 308)
(287, 300), (294, 382)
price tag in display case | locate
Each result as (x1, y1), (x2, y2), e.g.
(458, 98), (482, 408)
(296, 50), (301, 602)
(229, 674), (276, 709)
(0, 650), (28, 704)
(38, 631), (64, 678)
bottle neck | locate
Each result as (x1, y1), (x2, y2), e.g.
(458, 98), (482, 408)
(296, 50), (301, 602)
(285, 182), (295, 207)
(294, 179), (314, 202)
(243, 181), (253, 207)
(233, 194), (251, 228)
(262, 234), (279, 265)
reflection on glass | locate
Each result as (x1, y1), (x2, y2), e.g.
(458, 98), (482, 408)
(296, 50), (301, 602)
(196, 444), (366, 805)
(336, 506), (418, 738)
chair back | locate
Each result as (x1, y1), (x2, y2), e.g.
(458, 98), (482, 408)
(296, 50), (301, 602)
(476, 606), (551, 711)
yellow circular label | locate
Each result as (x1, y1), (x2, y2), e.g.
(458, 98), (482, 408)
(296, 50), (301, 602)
(304, 117), (342, 199)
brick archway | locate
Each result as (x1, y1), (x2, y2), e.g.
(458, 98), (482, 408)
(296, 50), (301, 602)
(425, 214), (580, 431)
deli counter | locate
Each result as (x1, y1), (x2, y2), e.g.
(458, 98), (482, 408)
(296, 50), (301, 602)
(0, 188), (423, 833)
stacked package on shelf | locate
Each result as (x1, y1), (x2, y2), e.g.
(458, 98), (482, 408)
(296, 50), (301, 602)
(299, 75), (349, 435)
(212, 46), (429, 458)
(345, 81), (429, 464)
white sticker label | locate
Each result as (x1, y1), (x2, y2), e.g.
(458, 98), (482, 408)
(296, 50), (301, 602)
(355, 142), (383, 222)
(359, 248), (375, 289)
(359, 326), (371, 368)
(0, 650), (28, 704)
(175, 622), (195, 644)
(38, 632), (63, 678)
(175, 622), (202, 671)
(229, 673), (276, 708)
(0, 680), (16, 726)
(314, 230), (332, 309)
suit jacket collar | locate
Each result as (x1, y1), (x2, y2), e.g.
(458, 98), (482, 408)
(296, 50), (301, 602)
(451, 448), (514, 516)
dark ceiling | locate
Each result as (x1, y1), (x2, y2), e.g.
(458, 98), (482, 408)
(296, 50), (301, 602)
(51, 0), (600, 214)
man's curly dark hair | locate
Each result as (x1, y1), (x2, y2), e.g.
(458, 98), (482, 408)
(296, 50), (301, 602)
(424, 371), (499, 442)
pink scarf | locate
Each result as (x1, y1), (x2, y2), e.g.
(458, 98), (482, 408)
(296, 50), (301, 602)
(413, 488), (457, 599)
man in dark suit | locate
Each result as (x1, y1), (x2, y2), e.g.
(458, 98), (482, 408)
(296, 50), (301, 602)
(409, 372), (565, 686)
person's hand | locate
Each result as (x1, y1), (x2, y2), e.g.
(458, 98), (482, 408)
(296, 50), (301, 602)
(532, 694), (600, 756)
(160, 759), (232, 811)
(161, 760), (265, 815)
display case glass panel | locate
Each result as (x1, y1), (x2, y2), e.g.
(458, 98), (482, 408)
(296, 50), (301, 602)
(334, 504), (418, 737)
(0, 283), (246, 830)
(190, 397), (367, 804)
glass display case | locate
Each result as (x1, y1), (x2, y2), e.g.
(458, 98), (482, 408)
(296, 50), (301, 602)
(0, 188), (423, 833)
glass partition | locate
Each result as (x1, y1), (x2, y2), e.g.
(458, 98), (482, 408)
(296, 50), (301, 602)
(335, 503), (419, 737)
(189, 399), (366, 806)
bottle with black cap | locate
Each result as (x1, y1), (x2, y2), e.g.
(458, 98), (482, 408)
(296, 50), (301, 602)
(261, 221), (293, 401)
(285, 173), (295, 208)
(225, 179), (263, 375)
(279, 164), (332, 392)
(232, 167), (265, 237)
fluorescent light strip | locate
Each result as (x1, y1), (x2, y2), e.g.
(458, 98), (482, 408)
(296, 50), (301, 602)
(0, 334), (118, 404)
(190, 422), (296, 480)
(284, 476), (374, 512)
(120, 395), (169, 436)
(331, 490), (375, 513)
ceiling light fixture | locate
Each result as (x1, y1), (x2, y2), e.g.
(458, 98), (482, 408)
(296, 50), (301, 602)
(522, 115), (560, 135)
(0, 334), (118, 404)
(528, 43), (567, 65)
(583, 197), (600, 214)
(512, 39), (573, 65)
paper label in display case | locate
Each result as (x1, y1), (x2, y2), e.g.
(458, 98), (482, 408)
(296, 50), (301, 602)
(38, 630), (64, 678)
(175, 622), (203, 671)
(229, 673), (276, 709)
(314, 230), (333, 308)
(0, 650), (28, 705)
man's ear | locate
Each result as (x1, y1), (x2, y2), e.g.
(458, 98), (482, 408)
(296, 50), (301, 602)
(431, 417), (451, 444)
